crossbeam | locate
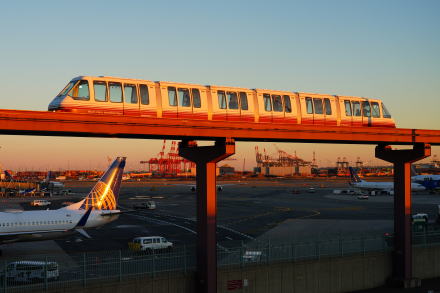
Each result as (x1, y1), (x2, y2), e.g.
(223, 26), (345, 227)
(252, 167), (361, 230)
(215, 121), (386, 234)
(1, 110), (440, 144)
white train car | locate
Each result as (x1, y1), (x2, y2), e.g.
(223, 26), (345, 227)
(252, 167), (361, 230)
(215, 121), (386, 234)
(48, 76), (395, 128)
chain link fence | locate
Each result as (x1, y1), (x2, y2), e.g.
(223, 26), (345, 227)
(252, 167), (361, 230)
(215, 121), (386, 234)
(2, 230), (440, 292)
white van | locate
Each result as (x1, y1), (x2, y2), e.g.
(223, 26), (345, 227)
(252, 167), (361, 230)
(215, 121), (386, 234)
(5, 261), (59, 282)
(128, 236), (173, 252)
(30, 200), (51, 207)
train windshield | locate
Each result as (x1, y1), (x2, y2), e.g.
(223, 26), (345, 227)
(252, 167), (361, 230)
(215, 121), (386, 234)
(57, 81), (77, 96)
(382, 103), (392, 118)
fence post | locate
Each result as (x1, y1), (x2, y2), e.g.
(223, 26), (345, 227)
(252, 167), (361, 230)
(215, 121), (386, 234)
(152, 250), (156, 278)
(119, 250), (122, 282)
(240, 241), (244, 268)
(3, 260), (7, 293)
(267, 240), (271, 264)
(361, 235), (365, 256)
(339, 236), (344, 257)
(183, 245), (187, 274)
(82, 253), (86, 288)
(316, 242), (320, 260)
(44, 256), (48, 292)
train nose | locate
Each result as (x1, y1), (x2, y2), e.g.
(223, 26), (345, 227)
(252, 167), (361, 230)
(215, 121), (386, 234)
(48, 96), (63, 111)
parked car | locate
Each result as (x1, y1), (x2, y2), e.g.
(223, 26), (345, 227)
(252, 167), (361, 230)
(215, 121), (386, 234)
(128, 236), (173, 252)
(3, 261), (59, 283)
(133, 201), (156, 210)
(30, 199), (51, 207)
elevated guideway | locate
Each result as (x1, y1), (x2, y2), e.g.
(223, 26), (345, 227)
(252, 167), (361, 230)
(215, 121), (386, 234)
(0, 109), (440, 144)
(1, 108), (440, 292)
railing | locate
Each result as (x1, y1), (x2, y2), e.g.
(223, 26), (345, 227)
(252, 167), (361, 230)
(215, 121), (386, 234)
(2, 230), (440, 292)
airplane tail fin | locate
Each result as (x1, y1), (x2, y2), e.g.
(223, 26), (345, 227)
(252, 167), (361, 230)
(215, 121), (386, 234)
(77, 157), (126, 211)
(44, 171), (53, 183)
(349, 167), (363, 183)
(4, 170), (13, 181)
(411, 165), (418, 177)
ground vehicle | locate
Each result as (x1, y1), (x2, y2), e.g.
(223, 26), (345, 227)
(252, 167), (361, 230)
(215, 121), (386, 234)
(49, 76), (395, 128)
(128, 236), (173, 252)
(30, 200), (51, 207)
(4, 261), (59, 282)
(242, 250), (263, 262)
(133, 201), (156, 210)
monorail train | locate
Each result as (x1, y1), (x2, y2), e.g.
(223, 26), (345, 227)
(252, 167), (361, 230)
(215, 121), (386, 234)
(48, 76), (395, 128)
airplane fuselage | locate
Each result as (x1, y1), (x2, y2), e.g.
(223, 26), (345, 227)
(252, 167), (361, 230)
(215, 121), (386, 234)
(0, 208), (119, 244)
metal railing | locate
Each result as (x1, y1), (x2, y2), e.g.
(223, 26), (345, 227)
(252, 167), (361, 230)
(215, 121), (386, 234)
(2, 230), (440, 292)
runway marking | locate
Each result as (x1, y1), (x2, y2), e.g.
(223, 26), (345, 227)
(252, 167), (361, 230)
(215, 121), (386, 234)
(119, 205), (231, 251)
(295, 209), (321, 219)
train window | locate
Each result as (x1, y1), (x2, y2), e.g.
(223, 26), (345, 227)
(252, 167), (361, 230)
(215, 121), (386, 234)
(344, 100), (352, 116)
(313, 98), (323, 114)
(168, 87), (177, 106)
(306, 97), (313, 114)
(124, 84), (138, 104)
(283, 95), (291, 113)
(240, 92), (248, 110)
(218, 91), (227, 109)
(272, 95), (283, 112)
(178, 88), (191, 107)
(362, 101), (371, 117)
(58, 81), (76, 97)
(140, 84), (149, 105)
(192, 89), (201, 108)
(72, 80), (90, 100)
(263, 94), (272, 111)
(352, 101), (361, 116)
(382, 103), (392, 118)
(227, 92), (239, 110)
(109, 82), (122, 103)
(324, 98), (332, 115)
(93, 81), (107, 102)
(371, 102), (380, 118)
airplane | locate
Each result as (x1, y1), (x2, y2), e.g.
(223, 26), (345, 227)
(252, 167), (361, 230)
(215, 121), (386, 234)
(0, 157), (126, 245)
(41, 171), (65, 189)
(411, 166), (440, 183)
(349, 167), (425, 195)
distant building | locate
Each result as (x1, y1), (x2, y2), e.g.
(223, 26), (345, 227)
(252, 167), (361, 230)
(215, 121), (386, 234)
(219, 164), (235, 176)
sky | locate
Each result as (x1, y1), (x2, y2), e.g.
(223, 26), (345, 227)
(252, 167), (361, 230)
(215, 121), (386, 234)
(0, 0), (439, 171)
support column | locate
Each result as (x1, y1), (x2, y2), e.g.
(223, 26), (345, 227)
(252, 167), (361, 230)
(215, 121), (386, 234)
(375, 143), (430, 288)
(179, 138), (235, 293)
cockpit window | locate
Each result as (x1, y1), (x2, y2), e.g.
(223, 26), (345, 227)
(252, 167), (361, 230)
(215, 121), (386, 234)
(70, 80), (90, 100)
(382, 103), (392, 118)
(58, 81), (76, 96)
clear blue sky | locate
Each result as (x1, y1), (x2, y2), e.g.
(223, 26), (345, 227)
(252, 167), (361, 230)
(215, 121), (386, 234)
(0, 0), (439, 170)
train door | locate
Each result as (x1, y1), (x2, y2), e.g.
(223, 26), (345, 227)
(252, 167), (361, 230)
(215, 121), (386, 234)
(361, 100), (372, 127)
(160, 83), (178, 118)
(176, 87), (192, 119)
(191, 87), (209, 120)
(271, 94), (284, 123)
(139, 83), (157, 118)
(338, 98), (352, 127)
(351, 99), (363, 127)
(122, 83), (139, 116)
(239, 91), (254, 122)
(226, 91), (240, 121)
(323, 97), (337, 126)
(283, 95), (297, 124)
(108, 81), (124, 115)
(312, 97), (325, 125)
(211, 89), (228, 121)
(299, 96), (314, 125)
(257, 92), (272, 123)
